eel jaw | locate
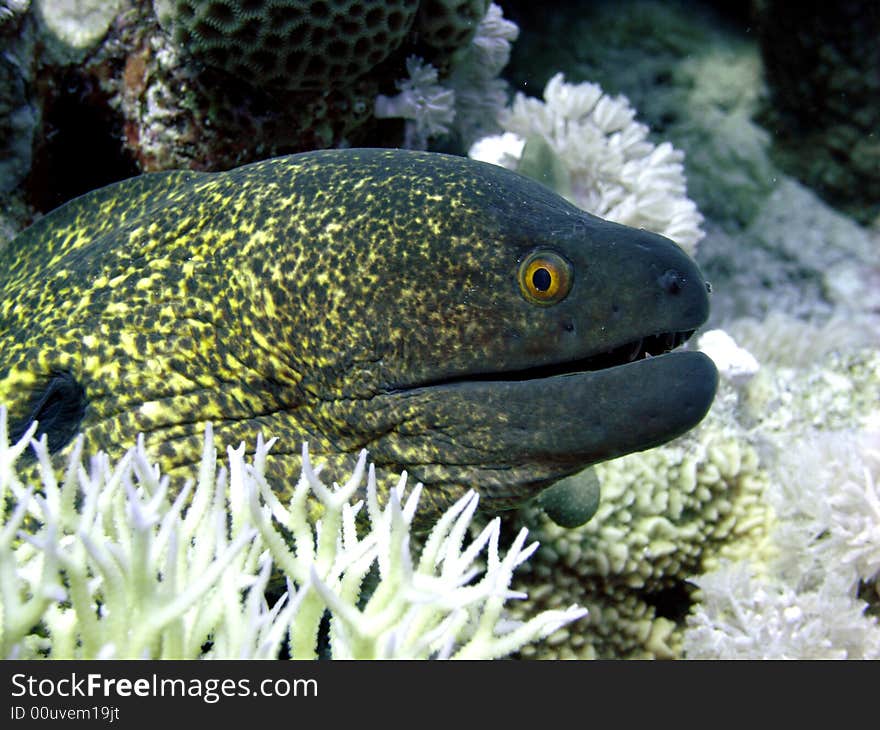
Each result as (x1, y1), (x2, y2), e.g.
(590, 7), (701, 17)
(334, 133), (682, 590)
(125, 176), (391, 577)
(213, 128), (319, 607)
(358, 327), (717, 514)
(438, 328), (700, 385)
(366, 346), (719, 513)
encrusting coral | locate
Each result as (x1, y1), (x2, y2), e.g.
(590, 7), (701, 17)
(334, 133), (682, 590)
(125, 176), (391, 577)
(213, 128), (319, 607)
(507, 372), (772, 660)
(0, 407), (584, 660)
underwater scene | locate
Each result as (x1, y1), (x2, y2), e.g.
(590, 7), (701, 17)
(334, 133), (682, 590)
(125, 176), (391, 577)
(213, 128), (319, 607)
(0, 1), (877, 659)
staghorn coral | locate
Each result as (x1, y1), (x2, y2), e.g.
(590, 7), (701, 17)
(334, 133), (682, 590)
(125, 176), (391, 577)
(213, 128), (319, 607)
(0, 407), (584, 659)
(468, 73), (704, 255)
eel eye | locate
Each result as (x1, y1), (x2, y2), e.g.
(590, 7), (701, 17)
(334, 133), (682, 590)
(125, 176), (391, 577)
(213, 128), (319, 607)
(518, 250), (572, 306)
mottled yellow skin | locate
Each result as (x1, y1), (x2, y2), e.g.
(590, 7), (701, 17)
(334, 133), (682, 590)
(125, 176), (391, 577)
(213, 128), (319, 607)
(0, 149), (716, 517)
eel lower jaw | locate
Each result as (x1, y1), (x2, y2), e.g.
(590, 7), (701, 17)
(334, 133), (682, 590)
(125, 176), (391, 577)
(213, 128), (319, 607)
(366, 349), (719, 512)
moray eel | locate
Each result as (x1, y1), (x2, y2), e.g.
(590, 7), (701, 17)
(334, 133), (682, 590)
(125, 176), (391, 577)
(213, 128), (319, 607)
(0, 148), (717, 517)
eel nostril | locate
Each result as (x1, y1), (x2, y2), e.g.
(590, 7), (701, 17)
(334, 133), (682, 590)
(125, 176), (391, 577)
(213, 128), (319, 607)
(658, 269), (685, 295)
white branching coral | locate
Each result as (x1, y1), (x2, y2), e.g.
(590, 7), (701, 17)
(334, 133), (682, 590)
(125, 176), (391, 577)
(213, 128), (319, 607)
(469, 73), (704, 254)
(681, 336), (880, 659)
(446, 2), (519, 147)
(684, 561), (880, 659)
(374, 56), (456, 150)
(826, 448), (880, 582)
(0, 407), (584, 659)
(374, 3), (517, 149)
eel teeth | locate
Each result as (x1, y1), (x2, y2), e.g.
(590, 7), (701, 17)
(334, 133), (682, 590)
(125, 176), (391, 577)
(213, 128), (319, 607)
(626, 338), (644, 362)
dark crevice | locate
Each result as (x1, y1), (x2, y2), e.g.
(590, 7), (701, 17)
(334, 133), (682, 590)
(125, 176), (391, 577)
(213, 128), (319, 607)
(644, 581), (694, 624)
(26, 71), (139, 215)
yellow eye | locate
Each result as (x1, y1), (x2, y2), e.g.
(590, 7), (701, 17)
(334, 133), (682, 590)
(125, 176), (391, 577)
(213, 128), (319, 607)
(518, 250), (572, 306)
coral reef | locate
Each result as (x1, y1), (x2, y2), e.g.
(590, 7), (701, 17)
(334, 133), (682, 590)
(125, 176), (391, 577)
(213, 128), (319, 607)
(0, 1), (516, 222)
(683, 348), (880, 657)
(507, 368), (771, 659)
(506, 320), (880, 659)
(4, 0), (878, 661)
(0, 408), (584, 659)
(489, 1), (880, 659)
(140, 0), (514, 163)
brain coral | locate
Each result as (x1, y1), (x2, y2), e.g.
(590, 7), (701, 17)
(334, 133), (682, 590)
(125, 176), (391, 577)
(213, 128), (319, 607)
(153, 0), (420, 91)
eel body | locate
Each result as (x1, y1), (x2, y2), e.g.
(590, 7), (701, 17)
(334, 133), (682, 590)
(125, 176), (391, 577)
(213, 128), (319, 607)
(0, 149), (717, 516)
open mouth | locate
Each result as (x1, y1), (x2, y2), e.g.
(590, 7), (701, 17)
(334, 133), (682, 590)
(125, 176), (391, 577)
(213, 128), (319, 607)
(570, 329), (697, 373)
(462, 329), (698, 384)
